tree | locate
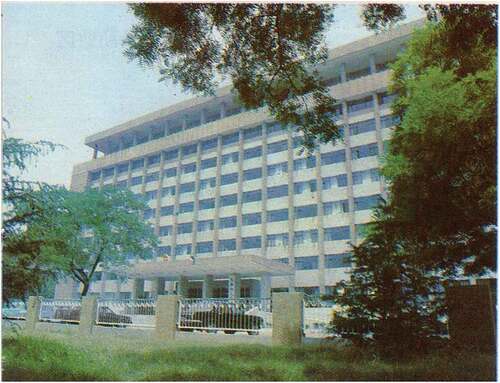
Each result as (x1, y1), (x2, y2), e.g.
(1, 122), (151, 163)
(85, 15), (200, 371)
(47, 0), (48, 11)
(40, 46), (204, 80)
(332, 6), (497, 357)
(30, 187), (159, 296)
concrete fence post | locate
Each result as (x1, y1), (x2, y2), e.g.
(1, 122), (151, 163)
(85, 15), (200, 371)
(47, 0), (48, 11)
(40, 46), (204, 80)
(79, 295), (98, 335)
(26, 296), (41, 332)
(155, 295), (179, 341)
(272, 292), (304, 345)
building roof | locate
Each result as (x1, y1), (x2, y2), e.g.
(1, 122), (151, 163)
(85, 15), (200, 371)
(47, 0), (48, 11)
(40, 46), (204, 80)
(111, 254), (294, 280)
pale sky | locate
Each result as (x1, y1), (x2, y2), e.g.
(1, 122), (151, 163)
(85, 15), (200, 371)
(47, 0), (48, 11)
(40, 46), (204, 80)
(2, 3), (425, 187)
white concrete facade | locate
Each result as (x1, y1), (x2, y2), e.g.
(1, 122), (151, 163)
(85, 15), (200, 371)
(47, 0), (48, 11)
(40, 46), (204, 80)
(56, 20), (424, 299)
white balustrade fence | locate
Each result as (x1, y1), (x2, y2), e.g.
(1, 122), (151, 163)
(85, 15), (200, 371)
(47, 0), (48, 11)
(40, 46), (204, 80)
(39, 298), (82, 323)
(178, 298), (272, 334)
(95, 298), (156, 328)
(303, 295), (337, 337)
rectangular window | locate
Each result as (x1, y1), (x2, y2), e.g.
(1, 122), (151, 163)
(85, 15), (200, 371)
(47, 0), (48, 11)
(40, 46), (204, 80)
(243, 167), (262, 181)
(161, 206), (174, 216)
(323, 200), (349, 215)
(201, 137), (218, 153)
(322, 75), (342, 87)
(293, 156), (316, 171)
(145, 172), (159, 183)
(220, 194), (237, 207)
(177, 222), (193, 235)
(143, 208), (155, 220)
(267, 162), (288, 176)
(294, 180), (317, 195)
(346, 67), (371, 81)
(89, 170), (101, 182)
(337, 174), (348, 187)
(242, 236), (261, 249)
(197, 219), (214, 232)
(379, 92), (397, 105)
(293, 230), (318, 246)
(295, 256), (319, 270)
(267, 208), (289, 222)
(243, 126), (262, 141)
(147, 154), (161, 166)
(221, 152), (239, 165)
(222, 132), (239, 146)
(151, 125), (165, 140)
(131, 158), (144, 170)
(161, 186), (176, 197)
(182, 143), (197, 157)
(219, 216), (236, 229)
(180, 182), (195, 194)
(144, 190), (157, 201)
(266, 233), (288, 248)
(242, 190), (261, 203)
(175, 244), (192, 256)
(321, 150), (345, 165)
(130, 176), (143, 186)
(370, 168), (380, 182)
(352, 170), (366, 185)
(196, 241), (213, 254)
(351, 143), (379, 160)
(102, 167), (114, 179)
(199, 198), (215, 210)
(381, 114), (400, 128)
(349, 119), (376, 136)
(168, 123), (182, 135)
(221, 172), (238, 186)
(117, 163), (129, 174)
(158, 246), (171, 256)
(179, 202), (194, 214)
(219, 239), (236, 252)
(116, 180), (127, 189)
(325, 253), (351, 269)
(159, 225), (172, 237)
(356, 224), (368, 238)
(267, 140), (288, 154)
(242, 213), (261, 226)
(200, 177), (216, 190)
(163, 167), (177, 178)
(354, 194), (381, 211)
(201, 157), (217, 169)
(347, 96), (373, 114)
(324, 226), (350, 241)
(267, 184), (288, 199)
(244, 146), (262, 160)
(267, 122), (287, 136)
(182, 162), (196, 174)
(294, 204), (318, 219)
(163, 149), (178, 161)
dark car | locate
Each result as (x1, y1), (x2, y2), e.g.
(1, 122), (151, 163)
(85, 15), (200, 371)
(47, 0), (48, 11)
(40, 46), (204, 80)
(53, 306), (132, 326)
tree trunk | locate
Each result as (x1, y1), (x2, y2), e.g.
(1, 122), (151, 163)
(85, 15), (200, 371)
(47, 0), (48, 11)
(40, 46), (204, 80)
(81, 281), (90, 297)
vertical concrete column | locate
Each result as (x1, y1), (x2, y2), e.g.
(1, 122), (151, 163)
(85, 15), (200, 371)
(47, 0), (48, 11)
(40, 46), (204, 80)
(191, 142), (202, 257)
(99, 271), (107, 297)
(213, 136), (223, 257)
(340, 63), (347, 83)
(177, 276), (189, 297)
(260, 274), (271, 299)
(220, 102), (227, 119)
(200, 108), (207, 125)
(115, 277), (122, 299)
(236, 130), (244, 255)
(132, 278), (145, 299)
(261, 123), (268, 258)
(286, 128), (296, 291)
(371, 92), (388, 200)
(202, 275), (215, 298)
(155, 295), (179, 341)
(126, 160), (132, 188)
(228, 274), (241, 299)
(154, 150), (167, 240)
(79, 295), (98, 336)
(111, 164), (118, 187)
(151, 277), (166, 297)
(26, 296), (41, 332)
(93, 146), (98, 159)
(272, 292), (304, 345)
(315, 149), (326, 295)
(369, 53), (377, 74)
(342, 100), (357, 246)
(98, 167), (104, 191)
(182, 115), (188, 131)
(171, 150), (183, 260)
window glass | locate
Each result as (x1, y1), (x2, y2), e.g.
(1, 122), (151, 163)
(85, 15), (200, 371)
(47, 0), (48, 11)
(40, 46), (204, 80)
(103, 167), (114, 178)
(220, 194), (237, 207)
(266, 233), (288, 248)
(145, 190), (157, 201)
(294, 204), (318, 219)
(349, 119), (376, 136)
(89, 170), (101, 182)
(200, 177), (216, 190)
(242, 236), (261, 249)
(293, 229), (318, 246)
(346, 67), (371, 81)
(324, 226), (350, 241)
(243, 167), (262, 181)
(267, 140), (288, 154)
(267, 208), (289, 222)
(131, 158), (144, 170)
(199, 198), (215, 210)
(161, 206), (174, 216)
(175, 244), (192, 256)
(182, 144), (197, 157)
(168, 123), (182, 135)
(267, 122), (287, 135)
(221, 172), (238, 185)
(143, 208), (156, 220)
(323, 200), (349, 215)
(201, 157), (217, 169)
(116, 180), (127, 188)
(159, 225), (172, 236)
(267, 162), (287, 176)
(244, 146), (262, 160)
(242, 213), (261, 226)
(161, 186), (176, 197)
(163, 167), (177, 178)
(196, 241), (213, 254)
(147, 154), (161, 166)
(177, 222), (193, 234)
(243, 126), (262, 141)
(180, 182), (195, 194)
(267, 184), (288, 199)
(130, 176), (143, 186)
(201, 138), (218, 152)
(381, 114), (400, 128)
(293, 156), (316, 171)
(197, 219), (214, 232)
(158, 246), (171, 256)
(354, 194), (381, 211)
(351, 143), (378, 160)
(117, 163), (129, 174)
(151, 125), (165, 139)
(295, 256), (319, 270)
(145, 172), (159, 183)
(221, 152), (239, 165)
(321, 150), (345, 165)
(242, 189), (261, 203)
(325, 253), (351, 269)
(219, 239), (236, 251)
(370, 168), (380, 182)
(182, 162), (196, 174)
(347, 96), (373, 114)
(222, 132), (239, 146)
(179, 202), (194, 214)
(294, 180), (317, 194)
(163, 149), (179, 161)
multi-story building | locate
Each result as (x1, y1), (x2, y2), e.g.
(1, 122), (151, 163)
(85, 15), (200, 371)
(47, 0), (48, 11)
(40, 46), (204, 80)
(55, 19), (424, 300)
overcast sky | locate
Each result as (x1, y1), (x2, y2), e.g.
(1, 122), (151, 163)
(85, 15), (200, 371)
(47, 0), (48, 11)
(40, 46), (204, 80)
(2, 3), (425, 187)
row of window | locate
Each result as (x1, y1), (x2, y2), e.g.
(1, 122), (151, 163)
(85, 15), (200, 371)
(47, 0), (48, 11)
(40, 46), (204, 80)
(278, 253), (351, 270)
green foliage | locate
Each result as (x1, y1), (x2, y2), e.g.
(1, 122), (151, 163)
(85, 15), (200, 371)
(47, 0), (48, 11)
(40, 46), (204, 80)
(361, 4), (406, 32)
(124, 4), (341, 150)
(2, 332), (495, 381)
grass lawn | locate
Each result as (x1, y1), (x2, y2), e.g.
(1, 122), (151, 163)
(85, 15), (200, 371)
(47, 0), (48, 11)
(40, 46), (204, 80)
(2, 328), (496, 381)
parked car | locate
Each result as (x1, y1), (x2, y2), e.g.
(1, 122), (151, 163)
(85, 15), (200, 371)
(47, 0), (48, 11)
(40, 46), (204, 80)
(2, 301), (27, 320)
(53, 306), (132, 325)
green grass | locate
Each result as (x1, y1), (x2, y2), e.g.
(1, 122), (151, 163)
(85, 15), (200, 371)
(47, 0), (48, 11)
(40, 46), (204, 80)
(2, 330), (496, 381)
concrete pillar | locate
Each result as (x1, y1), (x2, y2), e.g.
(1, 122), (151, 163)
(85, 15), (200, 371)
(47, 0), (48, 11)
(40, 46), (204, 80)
(93, 145), (98, 159)
(202, 275), (215, 298)
(369, 53), (377, 74)
(150, 277), (166, 297)
(272, 292), (304, 345)
(155, 295), (179, 341)
(340, 63), (347, 83)
(132, 278), (145, 299)
(220, 102), (226, 119)
(182, 115), (188, 131)
(200, 108), (207, 125)
(99, 271), (107, 297)
(79, 295), (98, 335)
(177, 276), (189, 297)
(260, 275), (271, 299)
(228, 274), (241, 299)
(166, 281), (175, 295)
(26, 296), (41, 332)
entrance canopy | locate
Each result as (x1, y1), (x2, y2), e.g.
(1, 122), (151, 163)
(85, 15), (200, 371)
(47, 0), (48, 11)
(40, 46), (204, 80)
(111, 254), (294, 281)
